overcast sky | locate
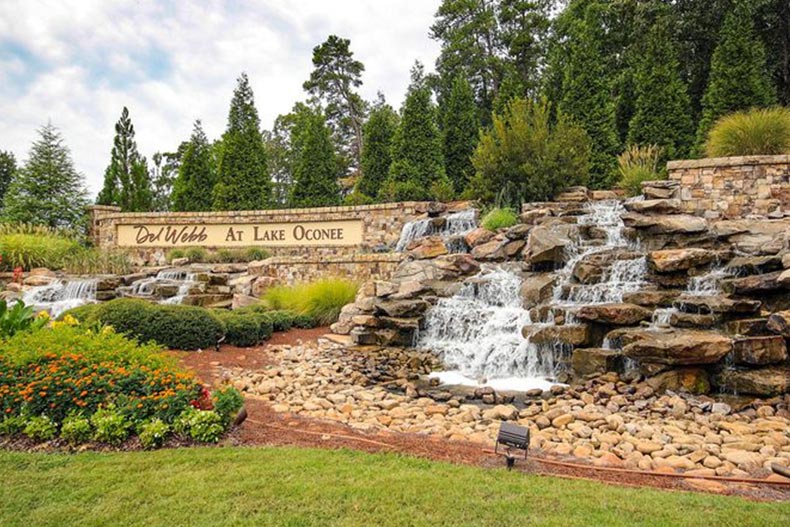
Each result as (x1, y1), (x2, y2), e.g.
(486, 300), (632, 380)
(0, 0), (442, 196)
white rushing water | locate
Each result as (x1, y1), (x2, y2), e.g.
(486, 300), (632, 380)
(127, 269), (198, 305)
(422, 200), (645, 391)
(21, 279), (98, 318)
(395, 209), (477, 252)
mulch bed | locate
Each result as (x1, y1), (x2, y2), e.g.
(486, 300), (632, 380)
(175, 328), (790, 502)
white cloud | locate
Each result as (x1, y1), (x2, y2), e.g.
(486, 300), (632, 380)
(0, 0), (441, 196)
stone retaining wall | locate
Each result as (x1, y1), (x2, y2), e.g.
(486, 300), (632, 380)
(667, 155), (790, 219)
(250, 253), (405, 288)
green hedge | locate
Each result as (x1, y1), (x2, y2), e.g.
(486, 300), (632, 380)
(214, 310), (273, 347)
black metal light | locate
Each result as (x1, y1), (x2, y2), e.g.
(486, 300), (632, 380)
(495, 422), (530, 470)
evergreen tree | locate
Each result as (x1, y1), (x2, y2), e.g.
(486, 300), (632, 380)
(384, 63), (447, 200)
(557, 4), (620, 188)
(0, 150), (16, 206)
(96, 106), (152, 211)
(150, 143), (188, 212)
(358, 94), (398, 199)
(172, 121), (216, 211)
(2, 123), (88, 229)
(498, 0), (552, 98)
(213, 73), (271, 210)
(289, 109), (340, 207)
(303, 35), (367, 174)
(441, 74), (479, 194)
(695, 1), (776, 149)
(628, 15), (694, 160)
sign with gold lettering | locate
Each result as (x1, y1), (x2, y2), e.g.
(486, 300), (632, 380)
(116, 220), (363, 247)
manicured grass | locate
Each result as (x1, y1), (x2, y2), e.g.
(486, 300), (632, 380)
(1, 447), (788, 526)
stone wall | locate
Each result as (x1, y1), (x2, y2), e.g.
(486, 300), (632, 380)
(249, 253), (405, 289)
(666, 155), (790, 219)
(88, 202), (429, 265)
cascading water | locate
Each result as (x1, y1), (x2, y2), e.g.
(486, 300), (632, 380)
(125, 269), (198, 304)
(21, 279), (98, 318)
(161, 273), (198, 305)
(421, 200), (646, 391)
(395, 209), (477, 252)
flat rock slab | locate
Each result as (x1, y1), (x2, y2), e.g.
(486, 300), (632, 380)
(623, 330), (733, 365)
(712, 366), (790, 397)
(648, 249), (714, 273)
(732, 336), (788, 366)
(575, 303), (652, 325)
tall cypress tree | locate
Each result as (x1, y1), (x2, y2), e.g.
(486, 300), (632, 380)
(172, 121), (216, 211)
(384, 63), (447, 199)
(442, 74), (479, 195)
(3, 123), (88, 229)
(695, 1), (776, 149)
(97, 106), (152, 211)
(557, 5), (620, 189)
(0, 150), (16, 206)
(628, 16), (694, 160)
(213, 73), (271, 210)
(289, 109), (340, 207)
(358, 95), (398, 199)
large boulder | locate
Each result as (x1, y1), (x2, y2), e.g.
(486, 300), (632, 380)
(575, 303), (652, 325)
(407, 236), (448, 259)
(648, 249), (714, 273)
(392, 254), (479, 283)
(572, 348), (622, 376)
(725, 255), (783, 276)
(622, 289), (679, 308)
(712, 367), (790, 396)
(519, 274), (556, 309)
(374, 299), (431, 318)
(464, 228), (494, 248)
(525, 324), (590, 346)
(524, 222), (577, 266)
(721, 271), (786, 295)
(674, 295), (761, 315)
(711, 218), (790, 255)
(471, 239), (507, 261)
(623, 199), (681, 215)
(622, 330), (732, 365)
(644, 368), (710, 394)
(732, 336), (787, 366)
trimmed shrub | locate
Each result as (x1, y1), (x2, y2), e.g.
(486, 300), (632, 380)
(57, 303), (101, 325)
(138, 419), (169, 450)
(704, 107), (790, 157)
(60, 414), (92, 445)
(617, 144), (663, 197)
(262, 279), (357, 325)
(23, 415), (57, 442)
(215, 311), (271, 348)
(481, 208), (518, 231)
(91, 407), (131, 445)
(184, 246), (208, 263)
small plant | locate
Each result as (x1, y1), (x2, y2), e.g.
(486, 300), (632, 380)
(263, 279), (358, 325)
(0, 299), (48, 339)
(705, 107), (790, 157)
(60, 414), (92, 445)
(245, 247), (269, 261)
(167, 248), (186, 262)
(62, 248), (132, 275)
(184, 246), (207, 263)
(138, 419), (170, 449)
(0, 415), (27, 436)
(212, 386), (245, 427)
(343, 190), (374, 206)
(175, 408), (225, 443)
(91, 407), (131, 445)
(429, 177), (456, 203)
(23, 415), (57, 442)
(481, 208), (518, 231)
(617, 144), (664, 197)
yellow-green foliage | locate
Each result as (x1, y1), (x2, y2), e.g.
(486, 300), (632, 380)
(62, 248), (132, 275)
(263, 278), (358, 325)
(705, 107), (790, 157)
(0, 229), (81, 270)
(617, 144), (664, 197)
(481, 208), (518, 231)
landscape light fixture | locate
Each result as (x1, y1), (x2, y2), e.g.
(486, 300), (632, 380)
(495, 422), (530, 470)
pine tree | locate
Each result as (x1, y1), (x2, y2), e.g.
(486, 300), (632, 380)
(172, 121), (216, 211)
(96, 106), (152, 211)
(2, 123), (88, 229)
(442, 74), (479, 194)
(213, 73), (271, 210)
(557, 5), (620, 189)
(627, 15), (694, 160)
(384, 63), (447, 200)
(695, 1), (776, 149)
(0, 150), (16, 206)
(357, 95), (398, 199)
(289, 109), (340, 207)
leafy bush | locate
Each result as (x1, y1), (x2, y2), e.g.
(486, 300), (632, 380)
(212, 386), (244, 427)
(0, 299), (48, 339)
(215, 311), (269, 347)
(138, 419), (169, 450)
(175, 408), (225, 443)
(429, 177), (456, 202)
(167, 248), (186, 262)
(263, 279), (358, 325)
(617, 144), (664, 197)
(184, 246), (208, 263)
(0, 415), (26, 436)
(91, 407), (130, 445)
(343, 190), (375, 206)
(377, 179), (432, 202)
(481, 208), (518, 231)
(62, 248), (132, 275)
(57, 303), (101, 325)
(245, 247), (269, 261)
(60, 414), (92, 445)
(0, 228), (81, 270)
(23, 415), (57, 442)
(704, 107), (790, 157)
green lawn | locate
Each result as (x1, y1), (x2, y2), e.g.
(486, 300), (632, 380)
(0, 447), (788, 527)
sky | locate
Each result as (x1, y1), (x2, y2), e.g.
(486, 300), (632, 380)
(0, 0), (442, 197)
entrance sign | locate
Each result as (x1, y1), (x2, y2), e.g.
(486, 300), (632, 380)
(116, 219), (363, 247)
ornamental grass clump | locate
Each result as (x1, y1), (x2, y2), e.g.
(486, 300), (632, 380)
(617, 144), (664, 197)
(481, 208), (518, 231)
(263, 278), (358, 325)
(704, 107), (790, 157)
(0, 225), (81, 271)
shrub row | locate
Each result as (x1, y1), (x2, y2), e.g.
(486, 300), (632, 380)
(62, 299), (316, 350)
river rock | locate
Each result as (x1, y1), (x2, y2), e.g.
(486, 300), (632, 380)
(623, 330), (732, 365)
(520, 274), (556, 309)
(571, 348), (622, 376)
(712, 367), (790, 396)
(575, 303), (652, 325)
(732, 336), (787, 365)
(648, 249), (714, 273)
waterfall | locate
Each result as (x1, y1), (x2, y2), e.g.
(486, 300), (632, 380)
(395, 209), (477, 252)
(161, 273), (198, 305)
(21, 279), (97, 318)
(125, 269), (198, 304)
(687, 267), (734, 296)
